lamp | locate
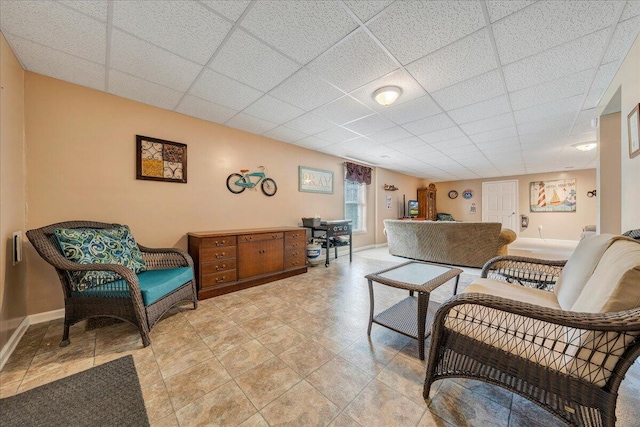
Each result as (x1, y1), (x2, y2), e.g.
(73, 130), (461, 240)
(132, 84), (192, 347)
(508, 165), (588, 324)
(573, 142), (597, 151)
(373, 86), (402, 106)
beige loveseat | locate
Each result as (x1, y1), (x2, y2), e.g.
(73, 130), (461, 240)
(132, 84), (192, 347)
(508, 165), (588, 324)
(425, 234), (640, 427)
(383, 219), (516, 268)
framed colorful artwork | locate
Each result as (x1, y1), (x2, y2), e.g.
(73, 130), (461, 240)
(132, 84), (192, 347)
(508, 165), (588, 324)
(530, 179), (576, 212)
(136, 135), (187, 183)
(628, 103), (639, 158)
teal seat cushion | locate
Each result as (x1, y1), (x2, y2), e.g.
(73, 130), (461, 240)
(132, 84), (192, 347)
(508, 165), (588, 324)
(72, 267), (193, 306)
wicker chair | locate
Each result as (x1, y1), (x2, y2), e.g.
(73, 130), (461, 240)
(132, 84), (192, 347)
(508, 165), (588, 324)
(424, 236), (640, 427)
(27, 221), (197, 347)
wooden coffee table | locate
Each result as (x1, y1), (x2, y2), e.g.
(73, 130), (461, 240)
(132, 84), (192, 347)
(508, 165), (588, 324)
(365, 261), (462, 360)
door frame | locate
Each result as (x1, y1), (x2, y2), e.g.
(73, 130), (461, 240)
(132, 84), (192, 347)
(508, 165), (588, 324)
(482, 179), (519, 235)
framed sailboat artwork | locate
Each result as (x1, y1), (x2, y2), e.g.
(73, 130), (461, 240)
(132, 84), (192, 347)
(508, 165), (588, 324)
(529, 179), (576, 212)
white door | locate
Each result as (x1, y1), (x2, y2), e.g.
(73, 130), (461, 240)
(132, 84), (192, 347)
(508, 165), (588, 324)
(482, 180), (518, 233)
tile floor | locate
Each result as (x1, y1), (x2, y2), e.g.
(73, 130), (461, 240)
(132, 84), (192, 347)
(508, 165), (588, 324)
(2, 252), (640, 427)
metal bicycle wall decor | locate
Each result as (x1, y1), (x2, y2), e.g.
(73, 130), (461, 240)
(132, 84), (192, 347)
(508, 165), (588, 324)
(226, 166), (277, 196)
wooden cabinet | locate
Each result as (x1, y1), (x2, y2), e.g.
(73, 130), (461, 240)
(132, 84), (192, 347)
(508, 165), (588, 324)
(418, 184), (437, 221)
(188, 227), (307, 299)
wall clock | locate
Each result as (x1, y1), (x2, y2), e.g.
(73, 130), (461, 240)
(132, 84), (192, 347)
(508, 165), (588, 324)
(462, 189), (474, 199)
(448, 190), (458, 199)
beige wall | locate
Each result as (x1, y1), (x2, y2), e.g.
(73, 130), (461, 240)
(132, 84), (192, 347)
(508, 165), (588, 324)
(22, 72), (419, 314)
(598, 112), (622, 234)
(374, 168), (422, 244)
(598, 33), (640, 233)
(434, 169), (596, 241)
(0, 34), (27, 350)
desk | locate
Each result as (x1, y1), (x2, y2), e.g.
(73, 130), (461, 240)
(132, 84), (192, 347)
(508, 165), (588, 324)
(365, 261), (461, 360)
(303, 220), (352, 267)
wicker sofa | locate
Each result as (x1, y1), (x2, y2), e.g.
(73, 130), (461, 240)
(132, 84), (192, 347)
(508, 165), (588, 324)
(383, 219), (516, 268)
(424, 234), (640, 427)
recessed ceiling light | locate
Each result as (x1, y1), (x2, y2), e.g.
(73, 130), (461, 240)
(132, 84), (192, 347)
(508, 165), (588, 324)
(373, 86), (402, 107)
(573, 142), (597, 151)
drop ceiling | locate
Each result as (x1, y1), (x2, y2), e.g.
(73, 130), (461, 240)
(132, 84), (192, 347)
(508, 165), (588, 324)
(2, 0), (639, 181)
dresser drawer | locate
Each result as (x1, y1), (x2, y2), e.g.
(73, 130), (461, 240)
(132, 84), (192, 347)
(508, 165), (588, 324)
(284, 237), (304, 250)
(201, 236), (236, 248)
(238, 233), (283, 243)
(284, 257), (305, 269)
(201, 259), (236, 275)
(285, 247), (304, 260)
(202, 246), (236, 261)
(201, 270), (237, 288)
(285, 230), (306, 242)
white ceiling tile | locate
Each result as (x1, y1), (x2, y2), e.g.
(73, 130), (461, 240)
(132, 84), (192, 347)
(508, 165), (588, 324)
(419, 127), (466, 144)
(381, 95), (442, 124)
(242, 95), (304, 125)
(200, 0), (251, 21)
(368, 126), (413, 144)
(306, 30), (397, 93)
(476, 137), (521, 149)
(210, 29), (300, 92)
(459, 112), (515, 135)
(514, 95), (583, 125)
(621, 1), (640, 21)
(349, 69), (426, 112)
(485, 1), (536, 23)
(263, 126), (309, 143)
(470, 126), (519, 144)
(283, 113), (334, 135)
(225, 112), (278, 134)
(517, 113), (575, 135)
(367, 0), (484, 65)
(431, 136), (473, 149)
(294, 136), (335, 150)
(432, 70), (505, 111)
(402, 144), (442, 156)
(602, 15), (640, 63)
(190, 69), (263, 111)
(502, 29), (608, 92)
(493, 1), (618, 65)
(510, 68), (593, 111)
(315, 126), (361, 143)
(577, 108), (599, 123)
(0, 1), (106, 63)
(110, 30), (202, 92)
(384, 136), (426, 150)
(343, 0), (394, 22)
(269, 69), (343, 111)
(406, 29), (497, 93)
(6, 35), (105, 91)
(571, 120), (595, 136)
(59, 0), (107, 21)
(312, 96), (374, 125)
(316, 143), (347, 156)
(341, 137), (384, 153)
(343, 114), (395, 135)
(448, 95), (511, 124)
(241, 0), (357, 64)
(583, 61), (621, 109)
(401, 113), (456, 135)
(113, 1), (230, 65)
(175, 95), (238, 124)
(109, 70), (183, 110)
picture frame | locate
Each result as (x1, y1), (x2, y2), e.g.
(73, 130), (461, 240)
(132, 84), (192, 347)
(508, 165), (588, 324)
(136, 135), (187, 183)
(530, 179), (576, 212)
(628, 103), (640, 159)
(299, 166), (334, 194)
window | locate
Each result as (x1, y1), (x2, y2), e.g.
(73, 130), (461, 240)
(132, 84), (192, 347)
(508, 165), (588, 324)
(345, 180), (366, 232)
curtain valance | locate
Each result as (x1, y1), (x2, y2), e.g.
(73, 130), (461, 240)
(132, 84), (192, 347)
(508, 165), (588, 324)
(345, 162), (372, 185)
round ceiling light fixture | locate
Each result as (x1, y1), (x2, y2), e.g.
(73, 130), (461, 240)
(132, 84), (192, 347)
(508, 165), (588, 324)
(373, 86), (402, 106)
(573, 142), (597, 151)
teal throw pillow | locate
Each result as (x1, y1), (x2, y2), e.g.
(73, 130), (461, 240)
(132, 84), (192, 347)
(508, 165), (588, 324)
(54, 225), (147, 291)
(436, 213), (455, 221)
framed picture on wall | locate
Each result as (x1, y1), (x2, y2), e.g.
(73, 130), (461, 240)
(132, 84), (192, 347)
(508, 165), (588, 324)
(530, 179), (576, 212)
(136, 135), (187, 183)
(298, 166), (334, 194)
(628, 103), (640, 158)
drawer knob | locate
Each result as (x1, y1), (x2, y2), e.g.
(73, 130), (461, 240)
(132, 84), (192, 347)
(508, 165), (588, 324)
(216, 252), (225, 258)
(216, 276), (226, 282)
(215, 264), (226, 271)
(292, 243), (298, 247)
(216, 240), (226, 246)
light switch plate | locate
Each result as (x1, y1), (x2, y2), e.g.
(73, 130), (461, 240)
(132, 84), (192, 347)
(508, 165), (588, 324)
(12, 231), (22, 265)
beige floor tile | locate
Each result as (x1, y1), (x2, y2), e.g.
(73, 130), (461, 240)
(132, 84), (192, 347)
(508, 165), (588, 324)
(288, 314), (328, 336)
(143, 381), (174, 422)
(260, 380), (341, 426)
(416, 410), (455, 427)
(192, 316), (238, 338)
(218, 339), (275, 378)
(183, 304), (227, 326)
(339, 339), (399, 376)
(344, 379), (426, 427)
(306, 356), (373, 409)
(278, 337), (336, 377)
(235, 357), (302, 409)
(256, 325), (306, 355)
(151, 329), (204, 356)
(175, 381), (256, 427)
(164, 358), (232, 410)
(328, 412), (363, 427)
(225, 304), (265, 323)
(151, 413), (180, 427)
(155, 340), (213, 379)
(270, 305), (313, 323)
(377, 352), (431, 406)
(202, 325), (253, 355)
(452, 377), (513, 409)
(238, 413), (270, 427)
(510, 394), (569, 427)
(239, 313), (284, 337)
(18, 358), (94, 392)
(0, 379), (21, 398)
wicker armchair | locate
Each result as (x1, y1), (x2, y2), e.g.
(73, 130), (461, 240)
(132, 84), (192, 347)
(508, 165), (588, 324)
(424, 236), (640, 427)
(27, 221), (197, 347)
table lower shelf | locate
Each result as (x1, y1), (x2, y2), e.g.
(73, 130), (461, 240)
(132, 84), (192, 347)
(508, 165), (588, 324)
(372, 296), (441, 340)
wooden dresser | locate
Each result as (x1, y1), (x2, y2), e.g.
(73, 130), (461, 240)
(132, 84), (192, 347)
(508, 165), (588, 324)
(188, 227), (307, 299)
(417, 184), (437, 221)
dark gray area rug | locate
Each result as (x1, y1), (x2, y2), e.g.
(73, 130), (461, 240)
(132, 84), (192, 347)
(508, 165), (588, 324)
(0, 355), (150, 427)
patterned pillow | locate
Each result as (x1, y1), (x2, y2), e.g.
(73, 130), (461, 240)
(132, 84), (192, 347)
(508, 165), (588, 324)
(436, 213), (455, 221)
(54, 226), (147, 291)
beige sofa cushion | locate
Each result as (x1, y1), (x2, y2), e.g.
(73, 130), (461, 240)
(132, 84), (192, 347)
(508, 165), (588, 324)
(465, 278), (560, 309)
(554, 234), (616, 310)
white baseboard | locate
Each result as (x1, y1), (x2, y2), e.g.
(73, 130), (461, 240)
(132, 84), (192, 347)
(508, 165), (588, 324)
(352, 244), (376, 253)
(29, 308), (65, 324)
(374, 243), (388, 248)
(0, 316), (29, 371)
